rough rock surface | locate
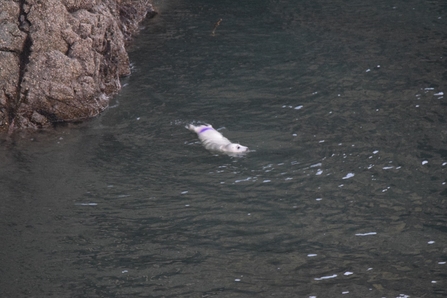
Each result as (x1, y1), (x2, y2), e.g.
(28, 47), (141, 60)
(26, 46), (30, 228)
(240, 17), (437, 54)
(0, 0), (156, 131)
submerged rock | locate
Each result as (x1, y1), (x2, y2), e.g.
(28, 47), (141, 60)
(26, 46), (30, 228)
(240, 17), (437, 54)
(0, 0), (156, 131)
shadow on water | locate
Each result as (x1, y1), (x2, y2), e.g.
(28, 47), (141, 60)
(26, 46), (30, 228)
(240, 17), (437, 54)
(2, 0), (447, 297)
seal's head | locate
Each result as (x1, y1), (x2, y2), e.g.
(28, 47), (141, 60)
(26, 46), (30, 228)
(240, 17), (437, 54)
(223, 143), (249, 153)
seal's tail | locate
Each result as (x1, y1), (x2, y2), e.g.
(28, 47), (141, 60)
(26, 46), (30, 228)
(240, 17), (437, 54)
(186, 124), (197, 132)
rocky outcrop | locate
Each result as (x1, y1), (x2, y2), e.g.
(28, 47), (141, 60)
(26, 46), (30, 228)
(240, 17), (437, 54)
(0, 0), (156, 131)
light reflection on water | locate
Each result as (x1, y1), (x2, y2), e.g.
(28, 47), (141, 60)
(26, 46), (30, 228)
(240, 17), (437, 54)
(2, 0), (447, 297)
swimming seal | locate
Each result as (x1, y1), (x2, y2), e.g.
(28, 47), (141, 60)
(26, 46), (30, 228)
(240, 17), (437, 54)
(187, 124), (249, 156)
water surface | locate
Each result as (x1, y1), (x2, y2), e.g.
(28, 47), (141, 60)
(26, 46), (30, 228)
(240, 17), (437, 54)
(1, 0), (447, 297)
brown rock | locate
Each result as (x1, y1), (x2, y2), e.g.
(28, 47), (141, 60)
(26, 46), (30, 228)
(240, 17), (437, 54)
(0, 0), (157, 131)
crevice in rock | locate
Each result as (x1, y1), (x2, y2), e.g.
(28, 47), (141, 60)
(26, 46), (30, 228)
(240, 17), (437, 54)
(17, 35), (32, 90)
(17, 0), (32, 89)
(11, 0), (33, 128)
(0, 48), (20, 54)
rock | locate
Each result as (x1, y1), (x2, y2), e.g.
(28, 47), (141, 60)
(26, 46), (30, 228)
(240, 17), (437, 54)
(0, 0), (27, 128)
(0, 0), (157, 131)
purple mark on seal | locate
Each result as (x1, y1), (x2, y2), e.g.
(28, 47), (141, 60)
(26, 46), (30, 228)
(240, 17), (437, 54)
(199, 127), (213, 133)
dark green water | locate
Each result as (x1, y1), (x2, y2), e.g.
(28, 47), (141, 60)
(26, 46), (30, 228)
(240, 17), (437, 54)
(1, 0), (447, 297)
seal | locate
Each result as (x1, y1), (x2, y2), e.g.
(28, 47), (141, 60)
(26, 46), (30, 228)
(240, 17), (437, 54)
(187, 123), (249, 156)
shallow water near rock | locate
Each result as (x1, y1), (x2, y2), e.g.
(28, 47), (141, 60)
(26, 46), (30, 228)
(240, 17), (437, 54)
(1, 0), (447, 297)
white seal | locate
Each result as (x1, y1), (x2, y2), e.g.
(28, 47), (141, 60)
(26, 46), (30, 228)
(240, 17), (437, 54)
(187, 124), (249, 156)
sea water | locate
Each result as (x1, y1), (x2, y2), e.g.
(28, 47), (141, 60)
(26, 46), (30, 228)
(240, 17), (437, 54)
(1, 0), (447, 297)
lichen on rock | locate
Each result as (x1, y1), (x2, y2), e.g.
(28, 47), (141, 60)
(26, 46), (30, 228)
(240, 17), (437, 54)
(0, 0), (157, 131)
